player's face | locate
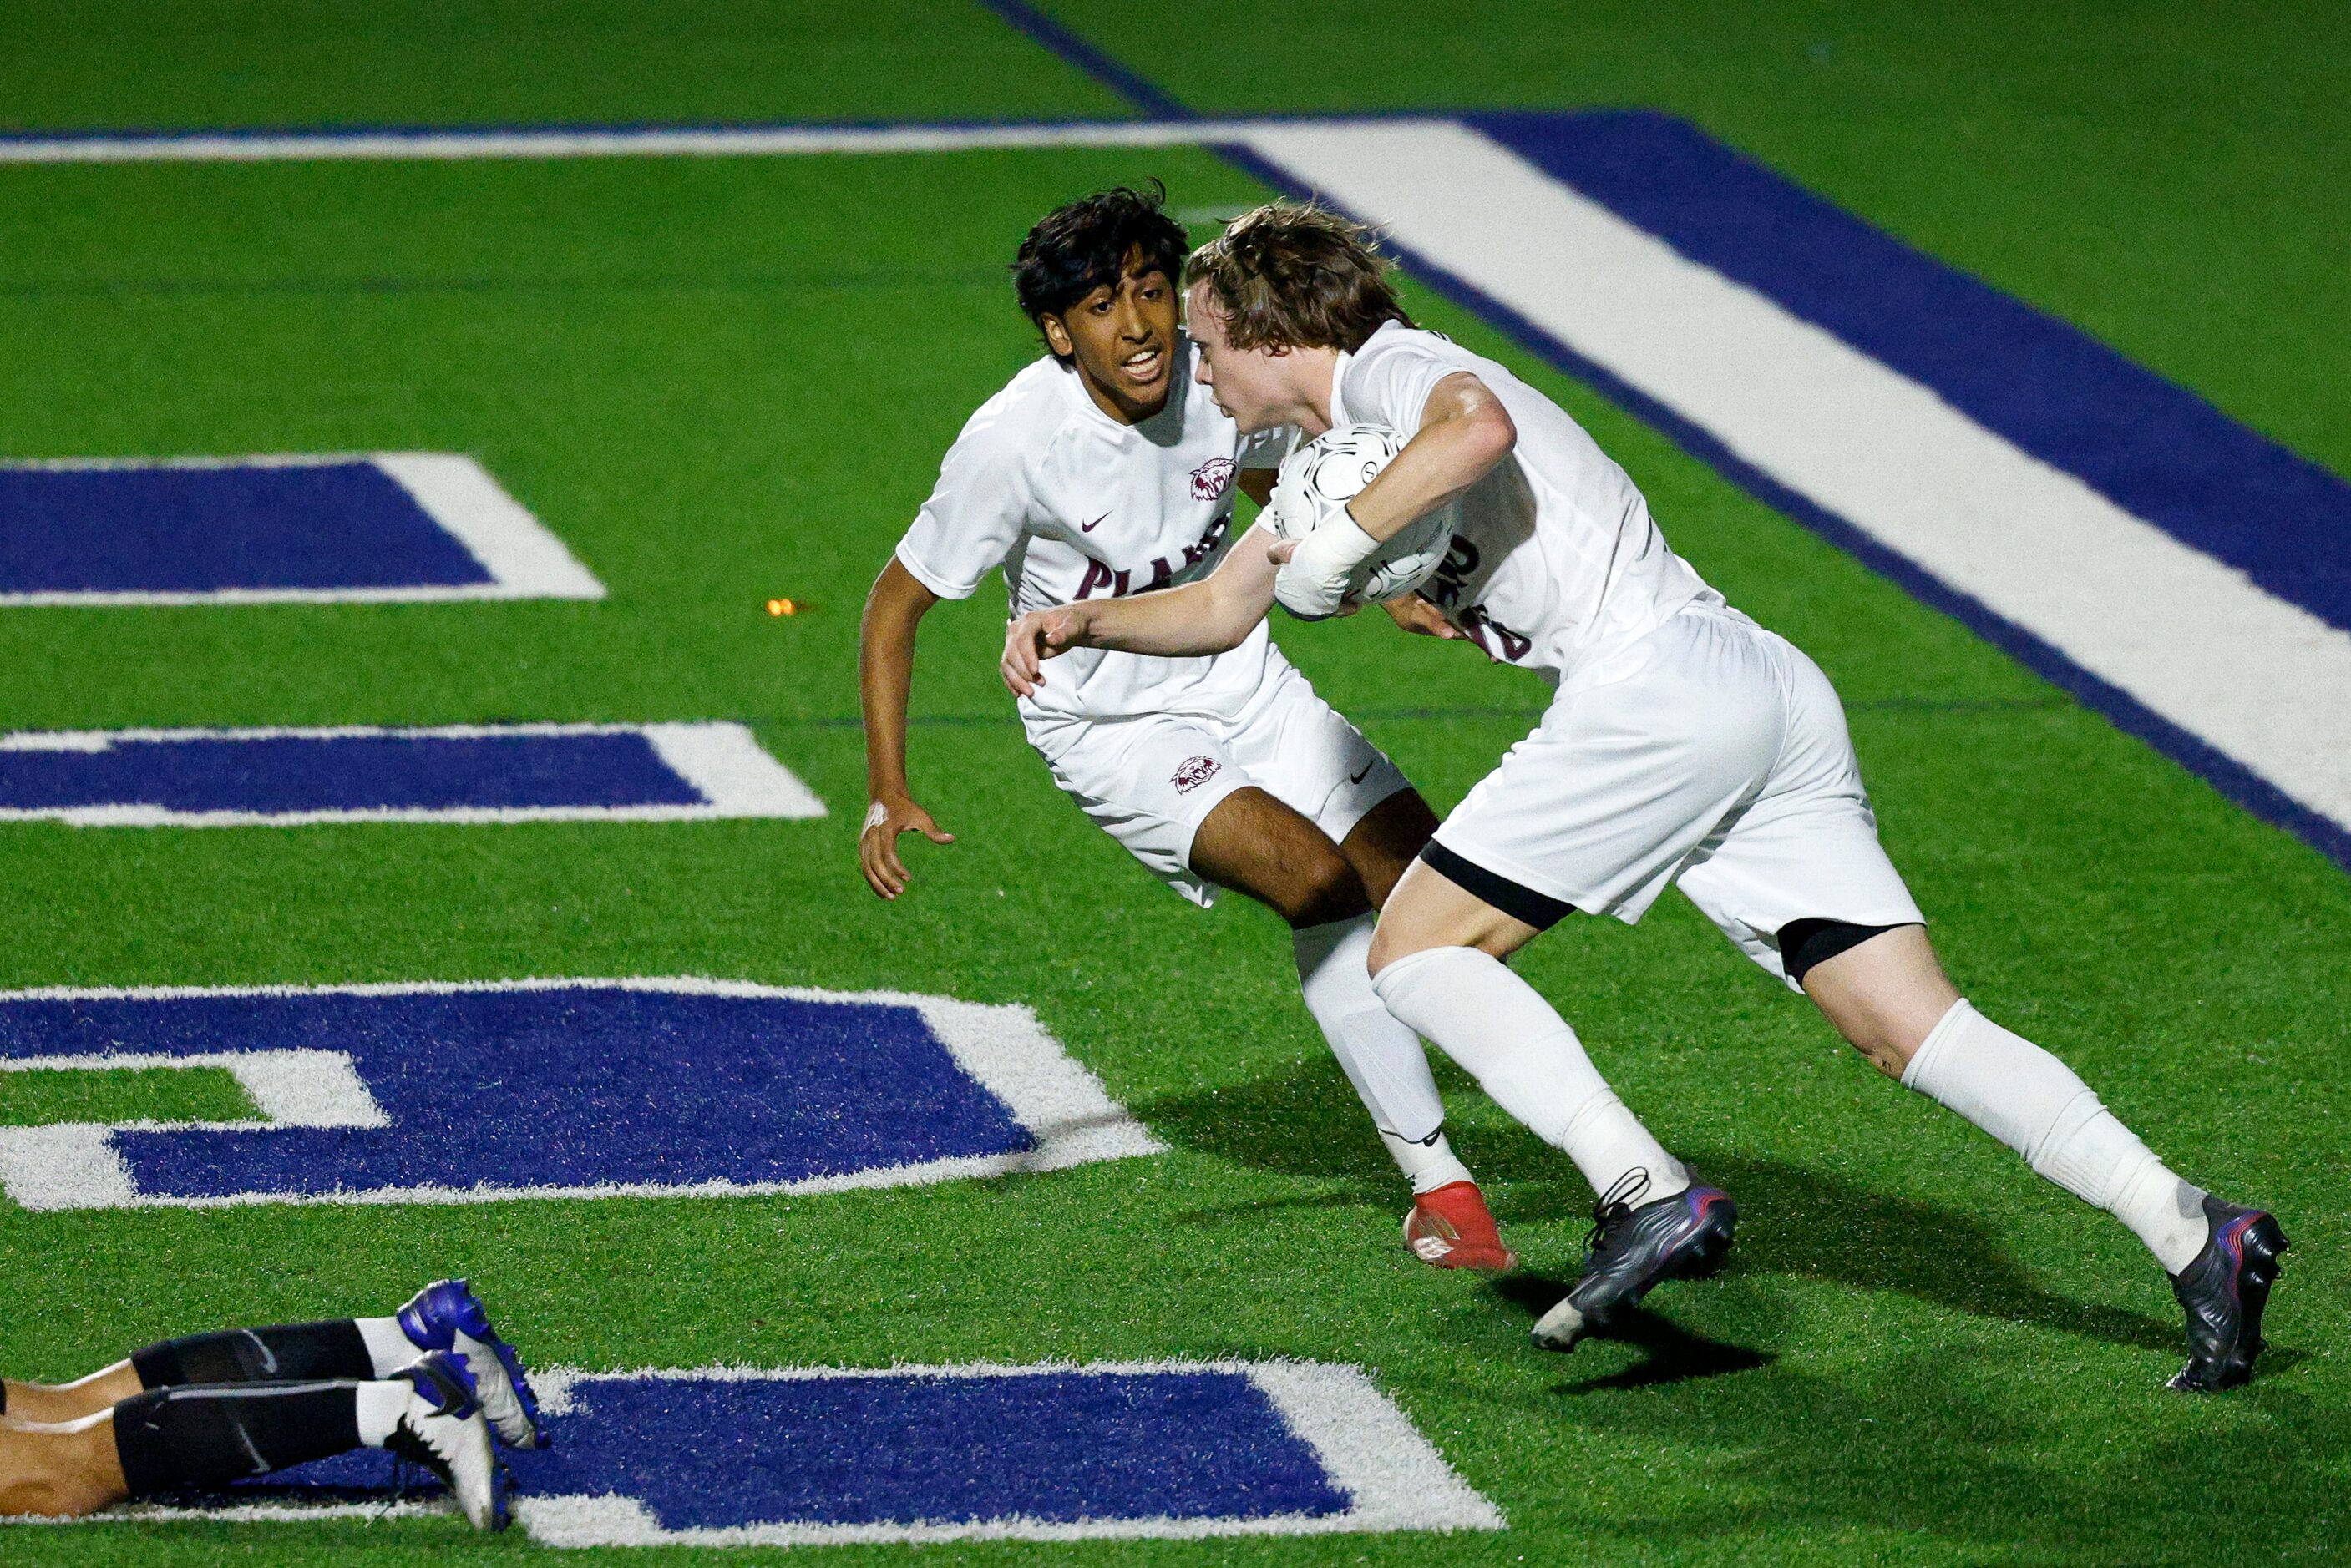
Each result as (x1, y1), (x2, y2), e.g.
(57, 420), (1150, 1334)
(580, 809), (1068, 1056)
(1041, 250), (1178, 424)
(1185, 282), (1284, 434)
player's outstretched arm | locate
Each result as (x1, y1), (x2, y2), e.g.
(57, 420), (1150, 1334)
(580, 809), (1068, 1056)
(1001, 527), (1281, 695)
(858, 557), (956, 900)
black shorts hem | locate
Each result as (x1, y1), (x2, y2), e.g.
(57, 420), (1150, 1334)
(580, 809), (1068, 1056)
(1417, 842), (1578, 931)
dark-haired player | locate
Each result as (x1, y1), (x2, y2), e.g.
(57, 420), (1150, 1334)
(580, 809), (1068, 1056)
(859, 185), (1515, 1269)
(0, 1279), (540, 1527)
(1003, 203), (2288, 1390)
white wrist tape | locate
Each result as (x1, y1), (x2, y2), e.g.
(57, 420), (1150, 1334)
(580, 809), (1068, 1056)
(1274, 508), (1382, 619)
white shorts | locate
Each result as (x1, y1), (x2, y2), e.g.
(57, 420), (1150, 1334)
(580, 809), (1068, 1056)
(1034, 651), (1412, 907)
(1431, 604), (1923, 989)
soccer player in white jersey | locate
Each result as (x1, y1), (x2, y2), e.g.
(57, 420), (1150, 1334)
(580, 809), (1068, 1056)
(859, 186), (1518, 1270)
(1001, 204), (2288, 1390)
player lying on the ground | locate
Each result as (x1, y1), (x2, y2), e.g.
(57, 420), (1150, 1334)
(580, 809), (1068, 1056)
(859, 182), (1513, 1268)
(1001, 203), (2289, 1391)
(0, 1279), (542, 1527)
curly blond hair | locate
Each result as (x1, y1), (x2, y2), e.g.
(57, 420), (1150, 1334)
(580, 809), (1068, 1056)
(1185, 202), (1414, 352)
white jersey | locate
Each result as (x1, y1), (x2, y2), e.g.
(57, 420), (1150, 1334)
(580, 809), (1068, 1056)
(896, 335), (1288, 740)
(1331, 321), (1717, 683)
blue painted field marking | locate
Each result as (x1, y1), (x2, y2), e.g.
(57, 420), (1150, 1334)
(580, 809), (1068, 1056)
(0, 979), (1162, 1209)
(0, 453), (602, 604)
(1464, 110), (2351, 636)
(156, 1361), (1504, 1545)
(0, 721), (821, 826)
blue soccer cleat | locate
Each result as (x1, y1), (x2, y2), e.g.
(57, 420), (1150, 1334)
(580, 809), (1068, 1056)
(1531, 1169), (1737, 1352)
(388, 1350), (509, 1531)
(397, 1278), (550, 1449)
(2166, 1195), (2290, 1393)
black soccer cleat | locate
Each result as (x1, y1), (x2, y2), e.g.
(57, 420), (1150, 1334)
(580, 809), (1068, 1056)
(1531, 1169), (1736, 1352)
(2166, 1194), (2289, 1393)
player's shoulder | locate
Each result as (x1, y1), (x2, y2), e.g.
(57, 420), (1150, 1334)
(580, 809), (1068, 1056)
(942, 357), (1088, 470)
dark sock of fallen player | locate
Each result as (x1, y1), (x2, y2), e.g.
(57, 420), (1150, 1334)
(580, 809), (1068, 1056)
(113, 1382), (364, 1496)
(129, 1322), (375, 1390)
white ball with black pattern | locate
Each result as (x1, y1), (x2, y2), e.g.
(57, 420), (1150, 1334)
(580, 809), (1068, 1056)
(1265, 422), (1454, 606)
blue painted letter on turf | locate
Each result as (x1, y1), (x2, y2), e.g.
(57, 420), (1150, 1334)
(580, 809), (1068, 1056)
(0, 722), (825, 825)
(0, 981), (1156, 1208)
(220, 1361), (1502, 1544)
(0, 453), (602, 603)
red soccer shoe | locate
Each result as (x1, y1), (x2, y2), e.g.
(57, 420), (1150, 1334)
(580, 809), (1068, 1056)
(1403, 1180), (1518, 1272)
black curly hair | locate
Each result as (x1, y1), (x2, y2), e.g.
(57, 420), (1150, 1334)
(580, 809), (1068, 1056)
(1011, 181), (1189, 361)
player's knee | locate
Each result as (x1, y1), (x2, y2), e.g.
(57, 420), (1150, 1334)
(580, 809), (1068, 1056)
(1283, 854), (1370, 929)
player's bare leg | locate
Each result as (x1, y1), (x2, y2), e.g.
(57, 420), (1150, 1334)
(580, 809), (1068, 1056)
(1336, 787), (1439, 908)
(1802, 922), (2288, 1390)
(1369, 861), (1734, 1343)
(0, 1363), (142, 1424)
(3, 1356), (504, 1526)
(0, 1413), (129, 1518)
(1191, 787), (1510, 1268)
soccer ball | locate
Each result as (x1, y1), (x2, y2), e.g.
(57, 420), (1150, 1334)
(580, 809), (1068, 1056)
(1266, 422), (1455, 605)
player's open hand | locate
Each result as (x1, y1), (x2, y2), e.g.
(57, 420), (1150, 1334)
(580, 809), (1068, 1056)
(1381, 593), (1464, 639)
(1001, 605), (1091, 697)
(859, 792), (955, 900)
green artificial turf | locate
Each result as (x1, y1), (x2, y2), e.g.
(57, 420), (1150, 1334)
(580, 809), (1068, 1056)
(1, 6), (2346, 1565)
(0, 1068), (253, 1128)
(0, 0), (1132, 131)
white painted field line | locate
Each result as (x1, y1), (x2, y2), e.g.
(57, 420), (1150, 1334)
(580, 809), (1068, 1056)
(0, 117), (1397, 166)
(372, 453), (605, 599)
(641, 721), (826, 817)
(1239, 121), (2351, 835)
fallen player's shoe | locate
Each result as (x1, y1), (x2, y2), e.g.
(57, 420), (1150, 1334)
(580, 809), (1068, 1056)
(389, 1351), (508, 1531)
(1403, 1180), (1518, 1272)
(2166, 1194), (2289, 1393)
(1531, 1171), (1736, 1352)
(397, 1277), (550, 1448)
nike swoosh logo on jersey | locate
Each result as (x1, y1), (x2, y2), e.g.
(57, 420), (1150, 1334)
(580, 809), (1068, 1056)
(1081, 512), (1110, 533)
(1350, 761), (1376, 784)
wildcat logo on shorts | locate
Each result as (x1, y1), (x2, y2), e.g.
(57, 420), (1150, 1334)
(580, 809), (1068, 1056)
(1188, 458), (1236, 501)
(1172, 756), (1222, 794)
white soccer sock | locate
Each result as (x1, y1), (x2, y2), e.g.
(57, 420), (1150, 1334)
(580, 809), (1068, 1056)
(355, 1316), (418, 1378)
(1371, 945), (1687, 1203)
(354, 1380), (413, 1448)
(1379, 1127), (1476, 1196)
(1295, 915), (1473, 1194)
(1901, 999), (2210, 1273)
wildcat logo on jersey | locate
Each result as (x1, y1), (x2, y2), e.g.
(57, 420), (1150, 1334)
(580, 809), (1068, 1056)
(1171, 756), (1222, 794)
(1188, 458), (1237, 501)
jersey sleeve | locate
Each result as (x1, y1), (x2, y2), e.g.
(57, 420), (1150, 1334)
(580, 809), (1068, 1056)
(1340, 336), (1467, 438)
(893, 408), (1032, 600)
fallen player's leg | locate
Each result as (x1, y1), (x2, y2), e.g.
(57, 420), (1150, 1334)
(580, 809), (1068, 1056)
(0, 1352), (504, 1528)
(0, 1279), (545, 1447)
